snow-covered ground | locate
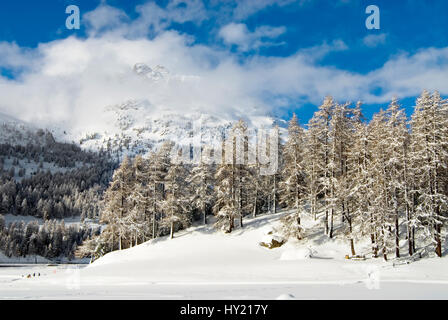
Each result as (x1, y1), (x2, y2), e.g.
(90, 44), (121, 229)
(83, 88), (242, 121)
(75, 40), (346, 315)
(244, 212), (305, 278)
(2, 214), (83, 227)
(1, 211), (448, 299)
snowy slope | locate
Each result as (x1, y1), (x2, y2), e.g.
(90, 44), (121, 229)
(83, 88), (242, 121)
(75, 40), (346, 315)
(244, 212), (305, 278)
(68, 100), (236, 155)
(55, 99), (286, 157)
(0, 112), (46, 146)
(84, 212), (448, 285)
(3, 211), (448, 299)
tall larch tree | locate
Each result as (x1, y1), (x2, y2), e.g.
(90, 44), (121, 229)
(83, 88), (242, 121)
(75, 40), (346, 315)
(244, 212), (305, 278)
(100, 156), (134, 251)
(280, 114), (306, 232)
(189, 147), (215, 225)
(162, 157), (191, 239)
(410, 90), (448, 257)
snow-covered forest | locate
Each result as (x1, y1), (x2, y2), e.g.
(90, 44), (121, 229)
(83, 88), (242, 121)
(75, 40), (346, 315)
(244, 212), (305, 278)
(82, 90), (448, 262)
(0, 218), (99, 260)
(0, 130), (116, 260)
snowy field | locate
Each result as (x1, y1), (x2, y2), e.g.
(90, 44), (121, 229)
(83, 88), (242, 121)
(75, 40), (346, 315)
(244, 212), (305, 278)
(1, 212), (448, 299)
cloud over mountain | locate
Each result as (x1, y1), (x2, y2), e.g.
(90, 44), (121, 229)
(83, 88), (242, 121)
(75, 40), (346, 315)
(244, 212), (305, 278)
(0, 1), (448, 131)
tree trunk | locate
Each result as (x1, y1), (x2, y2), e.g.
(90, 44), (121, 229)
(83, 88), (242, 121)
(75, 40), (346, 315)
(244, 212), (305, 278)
(328, 208), (334, 238)
(311, 162), (317, 221)
(371, 233), (377, 258)
(395, 214), (400, 258)
(350, 238), (356, 256)
(252, 188), (258, 218)
(435, 224), (442, 257)
(273, 175), (277, 214)
(120, 195), (123, 250)
(393, 190), (400, 258)
(382, 229), (387, 261)
(412, 226), (416, 253)
(408, 225), (413, 256)
(405, 201), (413, 256)
(170, 221), (174, 239)
(152, 211), (156, 239)
(152, 182), (157, 239)
(111, 231), (114, 251)
(229, 216), (234, 233)
(267, 194), (271, 213)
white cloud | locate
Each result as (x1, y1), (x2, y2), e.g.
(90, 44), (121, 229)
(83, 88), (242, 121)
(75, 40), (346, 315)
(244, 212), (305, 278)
(0, 42), (39, 71)
(84, 0), (207, 39)
(0, 2), (448, 132)
(219, 23), (248, 45)
(363, 33), (387, 48)
(219, 23), (286, 51)
(83, 5), (129, 36)
(367, 47), (448, 100)
(231, 0), (300, 20)
(298, 40), (348, 62)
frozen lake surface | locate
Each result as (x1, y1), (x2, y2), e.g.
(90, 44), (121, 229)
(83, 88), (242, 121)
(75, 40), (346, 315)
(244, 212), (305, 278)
(1, 263), (448, 299)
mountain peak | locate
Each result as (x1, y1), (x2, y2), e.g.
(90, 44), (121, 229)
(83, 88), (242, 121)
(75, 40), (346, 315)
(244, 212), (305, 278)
(133, 63), (170, 81)
(133, 63), (152, 76)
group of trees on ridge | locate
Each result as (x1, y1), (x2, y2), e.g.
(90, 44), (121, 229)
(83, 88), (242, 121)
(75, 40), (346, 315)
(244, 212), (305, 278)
(80, 90), (447, 261)
(0, 217), (99, 260)
(0, 134), (117, 259)
(0, 142), (116, 221)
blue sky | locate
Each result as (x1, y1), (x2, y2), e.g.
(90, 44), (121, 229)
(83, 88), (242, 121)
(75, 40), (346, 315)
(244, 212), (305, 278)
(0, 0), (447, 125)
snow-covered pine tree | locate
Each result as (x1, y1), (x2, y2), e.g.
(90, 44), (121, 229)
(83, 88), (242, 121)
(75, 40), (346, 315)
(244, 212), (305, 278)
(189, 147), (215, 225)
(349, 105), (373, 255)
(147, 142), (172, 239)
(308, 97), (334, 235)
(279, 114), (306, 237)
(344, 101), (367, 256)
(162, 156), (191, 239)
(214, 122), (249, 233)
(262, 125), (283, 215)
(402, 124), (415, 256)
(328, 102), (353, 239)
(304, 114), (325, 221)
(383, 98), (409, 258)
(129, 155), (153, 245)
(410, 90), (448, 257)
(250, 152), (263, 217)
(225, 120), (253, 228)
(368, 109), (395, 260)
(214, 158), (237, 232)
(253, 127), (272, 216)
(100, 156), (134, 251)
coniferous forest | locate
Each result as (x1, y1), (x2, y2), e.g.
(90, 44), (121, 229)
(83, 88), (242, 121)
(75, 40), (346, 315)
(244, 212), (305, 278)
(0, 135), (115, 260)
(81, 90), (448, 262)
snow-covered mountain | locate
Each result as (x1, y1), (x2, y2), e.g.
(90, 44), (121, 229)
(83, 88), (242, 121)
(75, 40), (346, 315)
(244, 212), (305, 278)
(66, 99), (237, 156)
(71, 103), (285, 157)
(0, 63), (286, 157)
(53, 63), (286, 156)
(133, 63), (170, 82)
(0, 112), (52, 146)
